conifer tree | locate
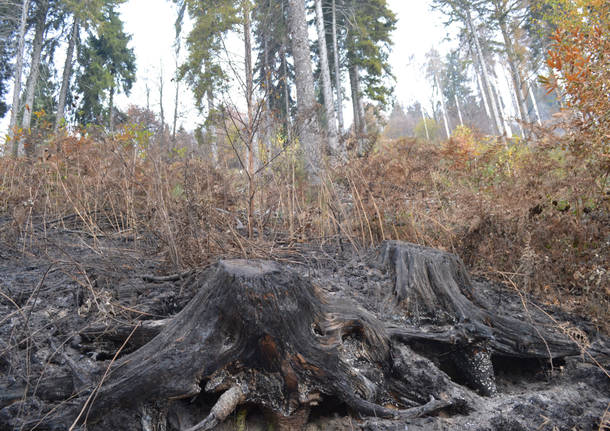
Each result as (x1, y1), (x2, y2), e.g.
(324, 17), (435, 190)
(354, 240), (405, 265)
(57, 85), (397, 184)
(177, 0), (239, 114)
(314, 0), (339, 153)
(21, 0), (50, 140)
(55, 0), (124, 131)
(7, 0), (31, 156)
(440, 50), (471, 127)
(0, 4), (17, 119)
(342, 0), (396, 134)
(75, 4), (135, 128)
(252, 0), (294, 138)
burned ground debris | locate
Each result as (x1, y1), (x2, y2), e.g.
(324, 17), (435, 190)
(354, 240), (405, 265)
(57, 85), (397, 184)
(0, 232), (608, 430)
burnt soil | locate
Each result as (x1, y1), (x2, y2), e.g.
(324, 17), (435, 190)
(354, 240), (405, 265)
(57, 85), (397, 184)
(0, 226), (608, 431)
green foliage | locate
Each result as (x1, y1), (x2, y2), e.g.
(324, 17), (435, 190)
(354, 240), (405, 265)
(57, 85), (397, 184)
(344, 0), (397, 107)
(28, 63), (58, 128)
(60, 0), (126, 29)
(440, 50), (471, 105)
(76, 4), (136, 125)
(0, 39), (12, 119)
(0, 2), (16, 118)
(117, 122), (153, 151)
(253, 0), (293, 128)
(177, 0), (240, 112)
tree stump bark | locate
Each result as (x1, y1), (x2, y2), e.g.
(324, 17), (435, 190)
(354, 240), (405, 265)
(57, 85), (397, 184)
(377, 241), (580, 395)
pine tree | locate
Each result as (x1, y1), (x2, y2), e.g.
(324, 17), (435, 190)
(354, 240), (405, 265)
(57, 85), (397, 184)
(21, 0), (51, 153)
(425, 49), (451, 139)
(177, 0), (239, 113)
(432, 0), (501, 135)
(252, 0), (294, 140)
(0, 4), (17, 119)
(329, 0), (344, 133)
(55, 0), (124, 131)
(75, 4), (135, 129)
(314, 0), (339, 153)
(440, 50), (472, 127)
(342, 0), (396, 135)
(480, 0), (531, 127)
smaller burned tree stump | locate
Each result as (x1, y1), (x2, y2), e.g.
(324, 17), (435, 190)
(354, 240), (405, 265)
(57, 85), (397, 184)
(378, 241), (580, 395)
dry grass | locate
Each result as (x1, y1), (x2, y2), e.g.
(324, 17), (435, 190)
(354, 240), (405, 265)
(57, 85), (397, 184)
(1, 126), (608, 331)
(332, 133), (609, 331)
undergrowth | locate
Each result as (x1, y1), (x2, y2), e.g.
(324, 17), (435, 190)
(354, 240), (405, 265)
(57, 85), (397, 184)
(0, 123), (608, 331)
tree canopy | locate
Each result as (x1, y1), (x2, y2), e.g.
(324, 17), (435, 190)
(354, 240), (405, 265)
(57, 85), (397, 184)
(76, 4), (135, 126)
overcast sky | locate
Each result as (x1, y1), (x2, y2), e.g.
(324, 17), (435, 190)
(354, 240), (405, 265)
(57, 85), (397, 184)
(2, 0), (457, 137)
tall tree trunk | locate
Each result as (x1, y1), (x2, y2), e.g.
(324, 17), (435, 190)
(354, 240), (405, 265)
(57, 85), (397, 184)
(172, 76), (179, 142)
(280, 43), (292, 141)
(466, 10), (504, 136)
(331, 0), (344, 135)
(454, 94), (464, 127)
(280, 0), (292, 141)
(55, 16), (79, 134)
(355, 66), (366, 135)
(475, 67), (491, 122)
(243, 0), (255, 239)
(146, 83), (151, 111)
(348, 61), (366, 136)
(207, 89), (217, 161)
(528, 82), (542, 126)
(420, 103), (430, 141)
(262, 33), (272, 154)
(349, 63), (360, 134)
(172, 51), (180, 142)
(349, 61), (367, 154)
(435, 74), (450, 139)
(21, 0), (49, 155)
(287, 0), (323, 183)
(8, 0), (31, 157)
(496, 10), (530, 127)
(314, 0), (339, 154)
(108, 85), (115, 132)
(491, 73), (512, 138)
(504, 66), (524, 137)
(159, 68), (165, 136)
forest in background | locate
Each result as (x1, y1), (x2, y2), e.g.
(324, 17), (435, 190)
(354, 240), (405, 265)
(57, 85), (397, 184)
(0, 0), (608, 329)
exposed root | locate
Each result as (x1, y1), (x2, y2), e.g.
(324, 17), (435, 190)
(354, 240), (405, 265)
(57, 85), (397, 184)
(184, 385), (247, 431)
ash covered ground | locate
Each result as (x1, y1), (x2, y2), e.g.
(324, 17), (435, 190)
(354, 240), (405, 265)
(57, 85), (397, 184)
(0, 226), (608, 431)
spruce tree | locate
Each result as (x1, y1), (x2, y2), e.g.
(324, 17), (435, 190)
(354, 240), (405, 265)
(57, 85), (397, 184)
(55, 0), (125, 131)
(252, 0), (294, 138)
(177, 0), (239, 113)
(342, 0), (396, 133)
(75, 4), (135, 128)
(0, 10), (16, 119)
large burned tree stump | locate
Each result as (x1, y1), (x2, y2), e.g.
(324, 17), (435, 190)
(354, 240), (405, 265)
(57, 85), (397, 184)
(4, 242), (583, 430)
(33, 259), (452, 430)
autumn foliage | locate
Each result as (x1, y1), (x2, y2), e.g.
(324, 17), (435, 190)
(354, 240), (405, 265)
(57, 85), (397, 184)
(542, 0), (610, 178)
